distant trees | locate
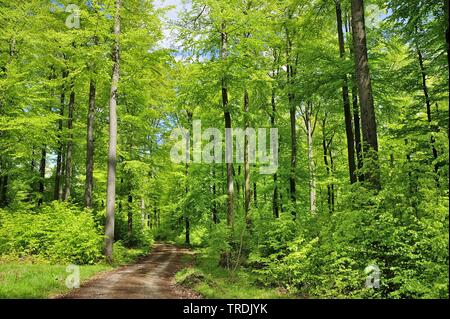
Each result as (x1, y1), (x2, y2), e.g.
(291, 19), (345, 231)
(0, 0), (165, 260)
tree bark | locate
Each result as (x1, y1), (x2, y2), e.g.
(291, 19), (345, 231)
(140, 197), (146, 228)
(63, 84), (75, 200)
(211, 136), (218, 224)
(127, 193), (133, 242)
(329, 146), (335, 211)
(212, 173), (218, 223)
(445, 0), (449, 71)
(286, 25), (297, 214)
(415, 38), (439, 173)
(351, 80), (364, 181)
(322, 117), (333, 213)
(54, 70), (68, 200)
(85, 78), (96, 208)
(221, 22), (234, 227)
(253, 181), (257, 208)
(303, 102), (316, 214)
(271, 89), (279, 218)
(336, 0), (357, 184)
(104, 0), (121, 262)
(243, 89), (251, 222)
(0, 39), (17, 206)
(347, 14), (364, 182)
(185, 111), (192, 245)
(38, 147), (46, 206)
(0, 173), (7, 207)
(351, 0), (380, 190)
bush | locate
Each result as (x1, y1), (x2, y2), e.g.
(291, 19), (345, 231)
(0, 202), (104, 264)
(245, 183), (448, 298)
(111, 240), (150, 265)
(175, 267), (209, 287)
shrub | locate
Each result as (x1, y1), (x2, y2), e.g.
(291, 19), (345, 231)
(0, 202), (104, 264)
(175, 267), (209, 287)
(111, 240), (150, 265)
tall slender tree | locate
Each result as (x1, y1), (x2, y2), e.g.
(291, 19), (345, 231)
(351, 0), (380, 190)
(221, 21), (234, 227)
(335, 0), (357, 184)
(85, 78), (96, 208)
(104, 0), (122, 262)
(63, 83), (75, 201)
(54, 69), (68, 200)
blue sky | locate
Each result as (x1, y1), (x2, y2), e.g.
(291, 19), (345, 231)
(154, 0), (186, 20)
(154, 0), (190, 49)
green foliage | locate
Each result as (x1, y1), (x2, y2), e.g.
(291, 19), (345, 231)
(0, 0), (448, 300)
(0, 202), (103, 264)
(250, 235), (318, 293)
(175, 252), (292, 299)
(175, 267), (210, 287)
(111, 241), (150, 266)
(245, 183), (448, 298)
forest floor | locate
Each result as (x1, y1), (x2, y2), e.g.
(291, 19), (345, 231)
(60, 243), (201, 299)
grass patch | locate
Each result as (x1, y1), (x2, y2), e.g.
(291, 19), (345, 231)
(0, 244), (151, 298)
(0, 263), (111, 299)
(175, 252), (293, 299)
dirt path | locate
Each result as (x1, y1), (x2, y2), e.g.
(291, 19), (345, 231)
(61, 243), (201, 299)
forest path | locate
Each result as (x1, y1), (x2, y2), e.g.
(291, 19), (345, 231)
(60, 243), (201, 299)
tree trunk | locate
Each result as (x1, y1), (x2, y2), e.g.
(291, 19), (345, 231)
(347, 14), (364, 182)
(211, 139), (218, 224)
(405, 139), (418, 216)
(322, 117), (332, 213)
(127, 194), (133, 241)
(271, 90), (279, 218)
(236, 165), (240, 196)
(445, 0), (449, 71)
(38, 147), (46, 206)
(351, 0), (380, 190)
(351, 80), (364, 181)
(212, 175), (218, 223)
(416, 39), (439, 173)
(63, 84), (75, 200)
(104, 0), (121, 262)
(253, 181), (257, 208)
(185, 216), (190, 245)
(0, 38), (18, 206)
(140, 197), (146, 228)
(304, 102), (316, 214)
(127, 193), (133, 242)
(0, 163), (8, 207)
(336, 0), (357, 184)
(185, 111), (192, 245)
(153, 205), (157, 229)
(85, 78), (96, 208)
(329, 146), (335, 211)
(157, 206), (160, 227)
(286, 28), (297, 214)
(54, 70), (68, 200)
(221, 22), (234, 227)
(243, 89), (251, 222)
